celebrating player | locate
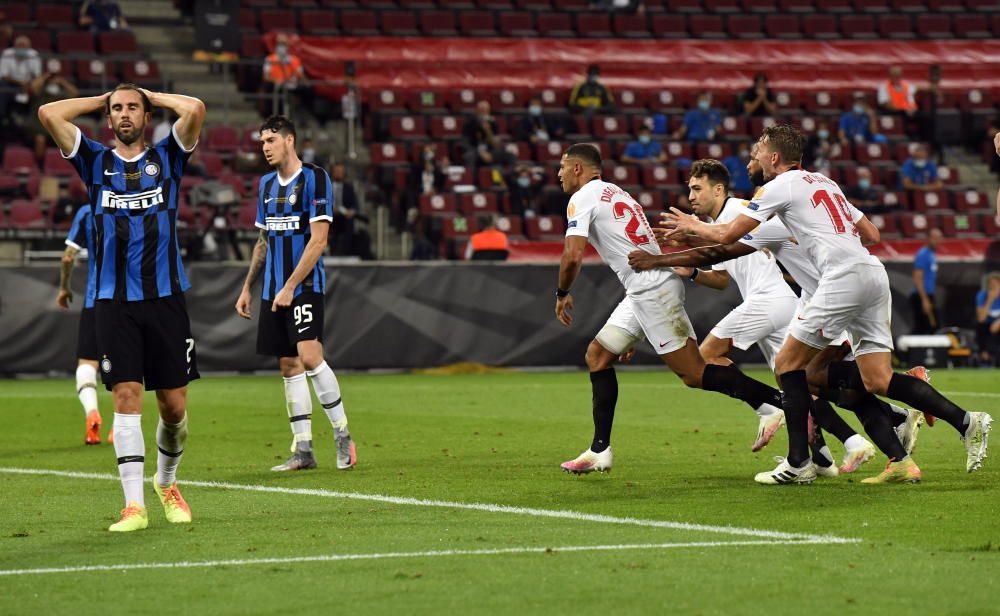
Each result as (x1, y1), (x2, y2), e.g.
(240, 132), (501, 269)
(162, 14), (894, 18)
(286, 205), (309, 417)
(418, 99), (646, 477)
(554, 144), (797, 474)
(663, 125), (991, 484)
(235, 115), (357, 473)
(38, 84), (204, 530)
(56, 203), (108, 445)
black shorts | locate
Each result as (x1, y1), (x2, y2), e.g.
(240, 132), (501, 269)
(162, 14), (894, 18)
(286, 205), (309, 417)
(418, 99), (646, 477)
(95, 293), (200, 392)
(257, 292), (324, 358)
(77, 307), (99, 360)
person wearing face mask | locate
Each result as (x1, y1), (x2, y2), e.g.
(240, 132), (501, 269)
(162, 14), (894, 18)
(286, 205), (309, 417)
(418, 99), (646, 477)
(803, 120), (837, 170)
(673, 92), (722, 143)
(845, 167), (882, 214)
(0, 35), (42, 140)
(741, 72), (777, 117)
(900, 143), (942, 192)
(262, 33), (307, 117)
(404, 144), (446, 227)
(621, 126), (667, 165)
(837, 93), (880, 146)
(516, 96), (563, 153)
(568, 64), (614, 115)
(721, 142), (753, 195)
(507, 164), (547, 218)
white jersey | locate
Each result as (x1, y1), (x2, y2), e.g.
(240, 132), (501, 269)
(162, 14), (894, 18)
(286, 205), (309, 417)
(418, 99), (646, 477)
(738, 216), (821, 298)
(566, 179), (675, 293)
(711, 198), (796, 301)
(740, 170), (872, 277)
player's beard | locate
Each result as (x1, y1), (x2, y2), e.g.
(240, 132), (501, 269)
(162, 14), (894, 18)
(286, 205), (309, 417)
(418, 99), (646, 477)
(750, 169), (765, 187)
(114, 122), (143, 146)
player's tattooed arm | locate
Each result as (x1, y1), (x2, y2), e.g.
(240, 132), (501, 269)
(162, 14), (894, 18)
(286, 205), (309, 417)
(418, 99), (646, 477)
(55, 246), (79, 310)
(235, 230), (267, 319)
(627, 242), (754, 272)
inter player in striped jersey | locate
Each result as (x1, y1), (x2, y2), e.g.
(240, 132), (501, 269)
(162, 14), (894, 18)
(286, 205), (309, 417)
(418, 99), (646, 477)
(662, 125), (991, 484)
(56, 203), (108, 445)
(235, 116), (357, 473)
(39, 83), (205, 531)
(554, 144), (796, 474)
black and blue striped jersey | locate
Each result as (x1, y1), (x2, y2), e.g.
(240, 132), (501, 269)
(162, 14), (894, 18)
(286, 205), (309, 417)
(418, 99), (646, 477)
(65, 204), (97, 309)
(255, 162), (333, 301)
(64, 125), (193, 302)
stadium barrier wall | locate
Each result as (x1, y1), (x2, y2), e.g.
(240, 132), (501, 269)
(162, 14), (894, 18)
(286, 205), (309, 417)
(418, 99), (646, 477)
(0, 261), (987, 375)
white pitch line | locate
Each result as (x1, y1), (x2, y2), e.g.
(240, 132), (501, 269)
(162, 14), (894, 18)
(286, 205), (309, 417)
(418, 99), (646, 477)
(0, 467), (857, 544)
(0, 539), (851, 577)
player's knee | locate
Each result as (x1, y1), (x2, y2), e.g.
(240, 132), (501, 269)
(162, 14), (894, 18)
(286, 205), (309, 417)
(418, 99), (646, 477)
(860, 370), (891, 396)
(678, 368), (703, 389)
(278, 357), (303, 377)
(584, 341), (612, 371)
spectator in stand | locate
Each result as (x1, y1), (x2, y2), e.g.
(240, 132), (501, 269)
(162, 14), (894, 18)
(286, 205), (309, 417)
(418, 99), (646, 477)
(844, 167), (883, 214)
(921, 64), (944, 161)
(900, 143), (942, 192)
(405, 143), (447, 227)
(262, 33), (308, 117)
(507, 164), (547, 218)
(0, 35), (42, 140)
(673, 92), (722, 143)
(462, 100), (511, 171)
(838, 92), (881, 145)
(79, 0), (129, 32)
(621, 126), (667, 165)
(722, 143), (753, 195)
(568, 64), (614, 116)
(803, 119), (837, 170)
(516, 96), (563, 149)
(741, 73), (777, 117)
(877, 65), (917, 118)
(976, 272), (1000, 367)
(911, 228), (942, 335)
(329, 163), (360, 256)
(24, 72), (78, 166)
(464, 214), (509, 261)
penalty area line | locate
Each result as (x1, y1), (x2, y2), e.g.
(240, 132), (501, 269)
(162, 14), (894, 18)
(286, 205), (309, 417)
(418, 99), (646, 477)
(0, 467), (860, 545)
(0, 539), (851, 577)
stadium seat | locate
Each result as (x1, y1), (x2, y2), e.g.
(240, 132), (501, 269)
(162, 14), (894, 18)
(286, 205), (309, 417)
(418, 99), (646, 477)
(704, 0), (742, 12)
(616, 89), (649, 113)
(35, 3), (75, 28)
(495, 215), (523, 237)
(868, 213), (899, 237)
(634, 189), (664, 213)
(696, 142), (733, 160)
(476, 0), (515, 8)
(965, 0), (999, 11)
(953, 190), (989, 212)
(368, 89), (407, 112)
(915, 14), (953, 38)
(802, 14), (839, 38)
(458, 11), (498, 36)
(898, 212), (934, 237)
(536, 140), (568, 164)
(642, 165), (680, 187)
(605, 164), (640, 186)
(206, 125), (240, 154)
(420, 10), (458, 35)
(381, 11), (420, 35)
(853, 142), (890, 165)
(765, 14), (802, 38)
(441, 215), (479, 240)
(98, 31), (139, 55)
(539, 88), (570, 109)
(57, 31), (96, 55)
(839, 14), (877, 38)
(551, 0), (588, 9)
(442, 168), (474, 190)
(938, 213), (980, 237)
(878, 15), (915, 39)
(718, 116), (749, 139)
(650, 14), (688, 37)
(300, 10), (338, 33)
(536, 13), (575, 37)
(446, 88), (480, 113)
(239, 8), (258, 30)
(779, 0), (818, 10)
(743, 0), (779, 11)
(816, 0), (853, 11)
(489, 88), (527, 111)
(22, 30), (52, 52)
(501, 141), (532, 162)
(258, 9), (297, 31)
(890, 0), (924, 11)
(1, 3), (31, 26)
(340, 11), (380, 34)
(853, 0), (890, 13)
(613, 13), (650, 37)
(688, 15), (727, 38)
(576, 13), (613, 37)
(953, 14), (990, 38)
(957, 88), (994, 111)
(9, 200), (46, 229)
(430, 116), (464, 140)
(663, 141), (694, 160)
(398, 0), (437, 7)
(3, 146), (38, 174)
(982, 213), (1000, 236)
(499, 12), (537, 36)
(728, 15), (764, 39)
(370, 143), (409, 165)
(591, 115), (631, 139)
(911, 190), (951, 213)
(459, 192), (500, 215)
(667, 0), (702, 10)
(198, 152), (226, 177)
(419, 193), (458, 215)
(43, 150), (75, 177)
(803, 90), (842, 114)
(121, 60), (162, 87)
(937, 165), (960, 185)
(388, 115), (429, 140)
(524, 215), (566, 240)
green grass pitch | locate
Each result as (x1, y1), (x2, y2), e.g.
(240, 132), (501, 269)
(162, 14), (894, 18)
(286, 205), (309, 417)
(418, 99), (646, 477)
(1, 369), (998, 615)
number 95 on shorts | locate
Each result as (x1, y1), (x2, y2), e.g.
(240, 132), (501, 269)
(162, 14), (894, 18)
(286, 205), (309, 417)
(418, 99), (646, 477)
(257, 292), (325, 358)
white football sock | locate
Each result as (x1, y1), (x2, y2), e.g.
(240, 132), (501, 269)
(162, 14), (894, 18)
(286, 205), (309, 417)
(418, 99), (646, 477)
(113, 413), (145, 507)
(307, 361), (348, 429)
(844, 434), (868, 450)
(76, 364), (99, 417)
(284, 373), (313, 451)
(755, 402), (782, 419)
(156, 414), (188, 487)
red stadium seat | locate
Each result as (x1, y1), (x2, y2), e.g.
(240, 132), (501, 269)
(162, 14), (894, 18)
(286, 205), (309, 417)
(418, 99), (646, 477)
(964, 0), (997, 11)
(1, 3), (31, 25)
(120, 59), (161, 87)
(878, 15), (915, 39)
(9, 200), (46, 229)
(98, 31), (139, 55)
(369, 143), (408, 165)
(802, 14), (839, 38)
(839, 14), (877, 38)
(982, 213), (1000, 236)
(550, 0), (588, 9)
(258, 9), (297, 31)
(442, 168), (474, 190)
(953, 190), (989, 212)
(704, 0), (741, 11)
(300, 10), (338, 33)
(718, 116), (749, 139)
(340, 10), (379, 34)
(696, 142), (733, 159)
(420, 10), (458, 35)
(43, 150), (75, 176)
(663, 141), (693, 159)
(524, 215), (566, 240)
(868, 213), (899, 237)
(539, 88), (570, 109)
(650, 14), (688, 37)
(536, 140), (568, 164)
(616, 89), (648, 113)
(514, 0), (552, 8)
(803, 90), (842, 114)
(381, 11), (420, 35)
(592, 115), (631, 139)
(239, 8), (258, 30)
(420, 193), (458, 215)
(937, 165), (960, 185)
(915, 14), (953, 38)
(458, 11), (497, 36)
(815, 0), (852, 10)
(206, 125), (240, 153)
(642, 165), (679, 187)
(368, 89), (407, 112)
(477, 0), (515, 8)
(953, 14), (991, 38)
(728, 15), (764, 39)
(853, 142), (890, 165)
(854, 0), (891, 13)
(957, 88), (994, 111)
(501, 141), (532, 162)
(3, 146), (39, 175)
(446, 88), (480, 113)
(577, 13), (613, 37)
(940, 213), (981, 238)
(890, 0), (924, 10)
(667, 0), (702, 10)
(604, 164), (640, 186)
(537, 13), (574, 36)
(743, 0), (779, 11)
(499, 12), (537, 36)
(430, 116), (464, 140)
(613, 13), (650, 37)
(688, 15), (727, 38)
(22, 30), (52, 53)
(779, 0), (816, 10)
(388, 115), (428, 140)
(765, 15), (802, 38)
(898, 213), (934, 238)
(35, 3), (76, 28)
(57, 31), (96, 55)
(911, 191), (951, 213)
(495, 215), (523, 237)
(441, 215), (479, 240)
(489, 88), (527, 111)
(198, 152), (226, 177)
(459, 192), (500, 215)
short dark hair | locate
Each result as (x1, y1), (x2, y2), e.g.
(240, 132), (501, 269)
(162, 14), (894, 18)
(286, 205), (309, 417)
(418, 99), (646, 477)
(689, 159), (730, 191)
(564, 143), (602, 168)
(105, 83), (151, 115)
(760, 124), (805, 166)
(260, 115), (297, 140)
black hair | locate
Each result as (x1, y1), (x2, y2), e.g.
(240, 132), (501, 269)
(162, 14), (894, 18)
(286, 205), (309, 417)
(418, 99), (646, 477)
(259, 115), (297, 141)
(564, 143), (602, 168)
(689, 159), (731, 192)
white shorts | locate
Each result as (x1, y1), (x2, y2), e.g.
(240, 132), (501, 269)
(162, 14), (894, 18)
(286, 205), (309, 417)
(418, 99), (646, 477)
(711, 295), (796, 370)
(789, 264), (894, 357)
(598, 276), (695, 356)
(795, 294), (851, 349)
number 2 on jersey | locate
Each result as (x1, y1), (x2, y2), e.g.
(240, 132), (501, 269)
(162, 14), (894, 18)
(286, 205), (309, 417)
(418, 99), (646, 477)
(612, 201), (651, 246)
(810, 190), (857, 235)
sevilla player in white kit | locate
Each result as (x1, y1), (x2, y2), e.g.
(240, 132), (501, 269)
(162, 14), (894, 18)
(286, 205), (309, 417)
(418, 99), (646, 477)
(664, 126), (992, 484)
(554, 144), (794, 474)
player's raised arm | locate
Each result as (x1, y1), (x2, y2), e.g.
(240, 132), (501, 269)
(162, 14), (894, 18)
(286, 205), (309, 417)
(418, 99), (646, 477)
(37, 93), (108, 154)
(628, 242), (754, 272)
(142, 89), (206, 150)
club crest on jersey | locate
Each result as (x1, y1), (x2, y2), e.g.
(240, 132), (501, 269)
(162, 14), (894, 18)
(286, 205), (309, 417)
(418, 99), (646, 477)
(100, 186), (164, 211)
(143, 162), (159, 176)
(288, 192), (297, 205)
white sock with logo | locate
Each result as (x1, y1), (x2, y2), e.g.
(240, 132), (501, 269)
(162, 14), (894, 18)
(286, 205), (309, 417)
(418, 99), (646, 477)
(284, 373), (313, 452)
(76, 364), (99, 416)
(307, 361), (348, 430)
(156, 415), (188, 487)
(113, 413), (145, 507)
